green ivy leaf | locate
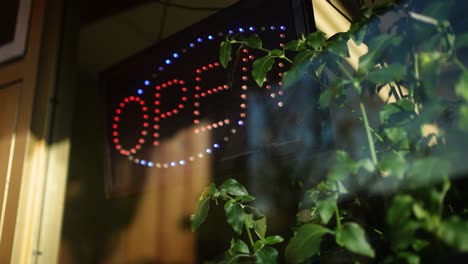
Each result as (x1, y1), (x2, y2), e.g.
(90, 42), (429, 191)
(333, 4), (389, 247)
(220, 179), (249, 197)
(411, 239), (430, 252)
(418, 51), (444, 95)
(429, 179), (450, 215)
(412, 240), (430, 252)
(357, 158), (376, 173)
(437, 216), (468, 251)
(412, 203), (431, 221)
(245, 34), (262, 49)
(264, 235), (284, 245)
(397, 252), (420, 264)
(336, 222), (375, 258)
(306, 31), (326, 50)
(380, 99), (415, 125)
(455, 71), (468, 101)
(252, 55), (275, 87)
(236, 194), (255, 203)
(358, 34), (397, 73)
(455, 33), (468, 50)
(367, 64), (407, 86)
(244, 213), (254, 229)
(422, 0), (452, 20)
(220, 40), (232, 68)
(254, 217), (267, 239)
(270, 49), (283, 56)
(378, 152), (406, 179)
(191, 197), (210, 231)
(328, 150), (355, 181)
(245, 206), (265, 220)
(225, 203), (245, 235)
(458, 105), (468, 131)
(283, 50), (315, 87)
(387, 195), (413, 226)
(387, 195), (422, 250)
(326, 33), (350, 58)
(319, 88), (333, 107)
(255, 246), (278, 264)
(316, 194), (338, 224)
(234, 239), (250, 254)
(204, 183), (217, 197)
(350, 20), (368, 46)
(228, 238), (236, 255)
(254, 240), (265, 252)
(285, 39), (306, 51)
(337, 180), (349, 194)
(412, 201), (439, 230)
(406, 157), (449, 188)
(395, 221), (421, 251)
(383, 127), (409, 149)
(285, 223), (333, 263)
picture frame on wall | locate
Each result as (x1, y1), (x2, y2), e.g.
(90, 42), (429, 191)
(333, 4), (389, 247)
(0, 0), (32, 64)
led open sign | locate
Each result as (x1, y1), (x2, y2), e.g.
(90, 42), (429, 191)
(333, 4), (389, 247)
(107, 25), (291, 169)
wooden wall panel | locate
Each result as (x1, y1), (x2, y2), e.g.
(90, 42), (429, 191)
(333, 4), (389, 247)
(101, 124), (212, 264)
(158, 130), (191, 263)
(0, 0), (47, 257)
(0, 82), (20, 257)
(0, 0), (71, 262)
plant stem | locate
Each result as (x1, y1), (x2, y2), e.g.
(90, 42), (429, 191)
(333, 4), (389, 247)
(245, 222), (255, 247)
(454, 57), (468, 71)
(336, 62), (378, 164)
(220, 193), (235, 201)
(360, 102), (378, 165)
(412, 52), (419, 99)
(335, 206), (342, 229)
(280, 55), (293, 63)
(344, 104), (384, 143)
(388, 82), (401, 101)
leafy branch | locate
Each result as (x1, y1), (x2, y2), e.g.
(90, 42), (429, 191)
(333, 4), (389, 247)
(191, 179), (284, 263)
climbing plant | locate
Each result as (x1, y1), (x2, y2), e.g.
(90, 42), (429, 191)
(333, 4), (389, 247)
(192, 0), (468, 263)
